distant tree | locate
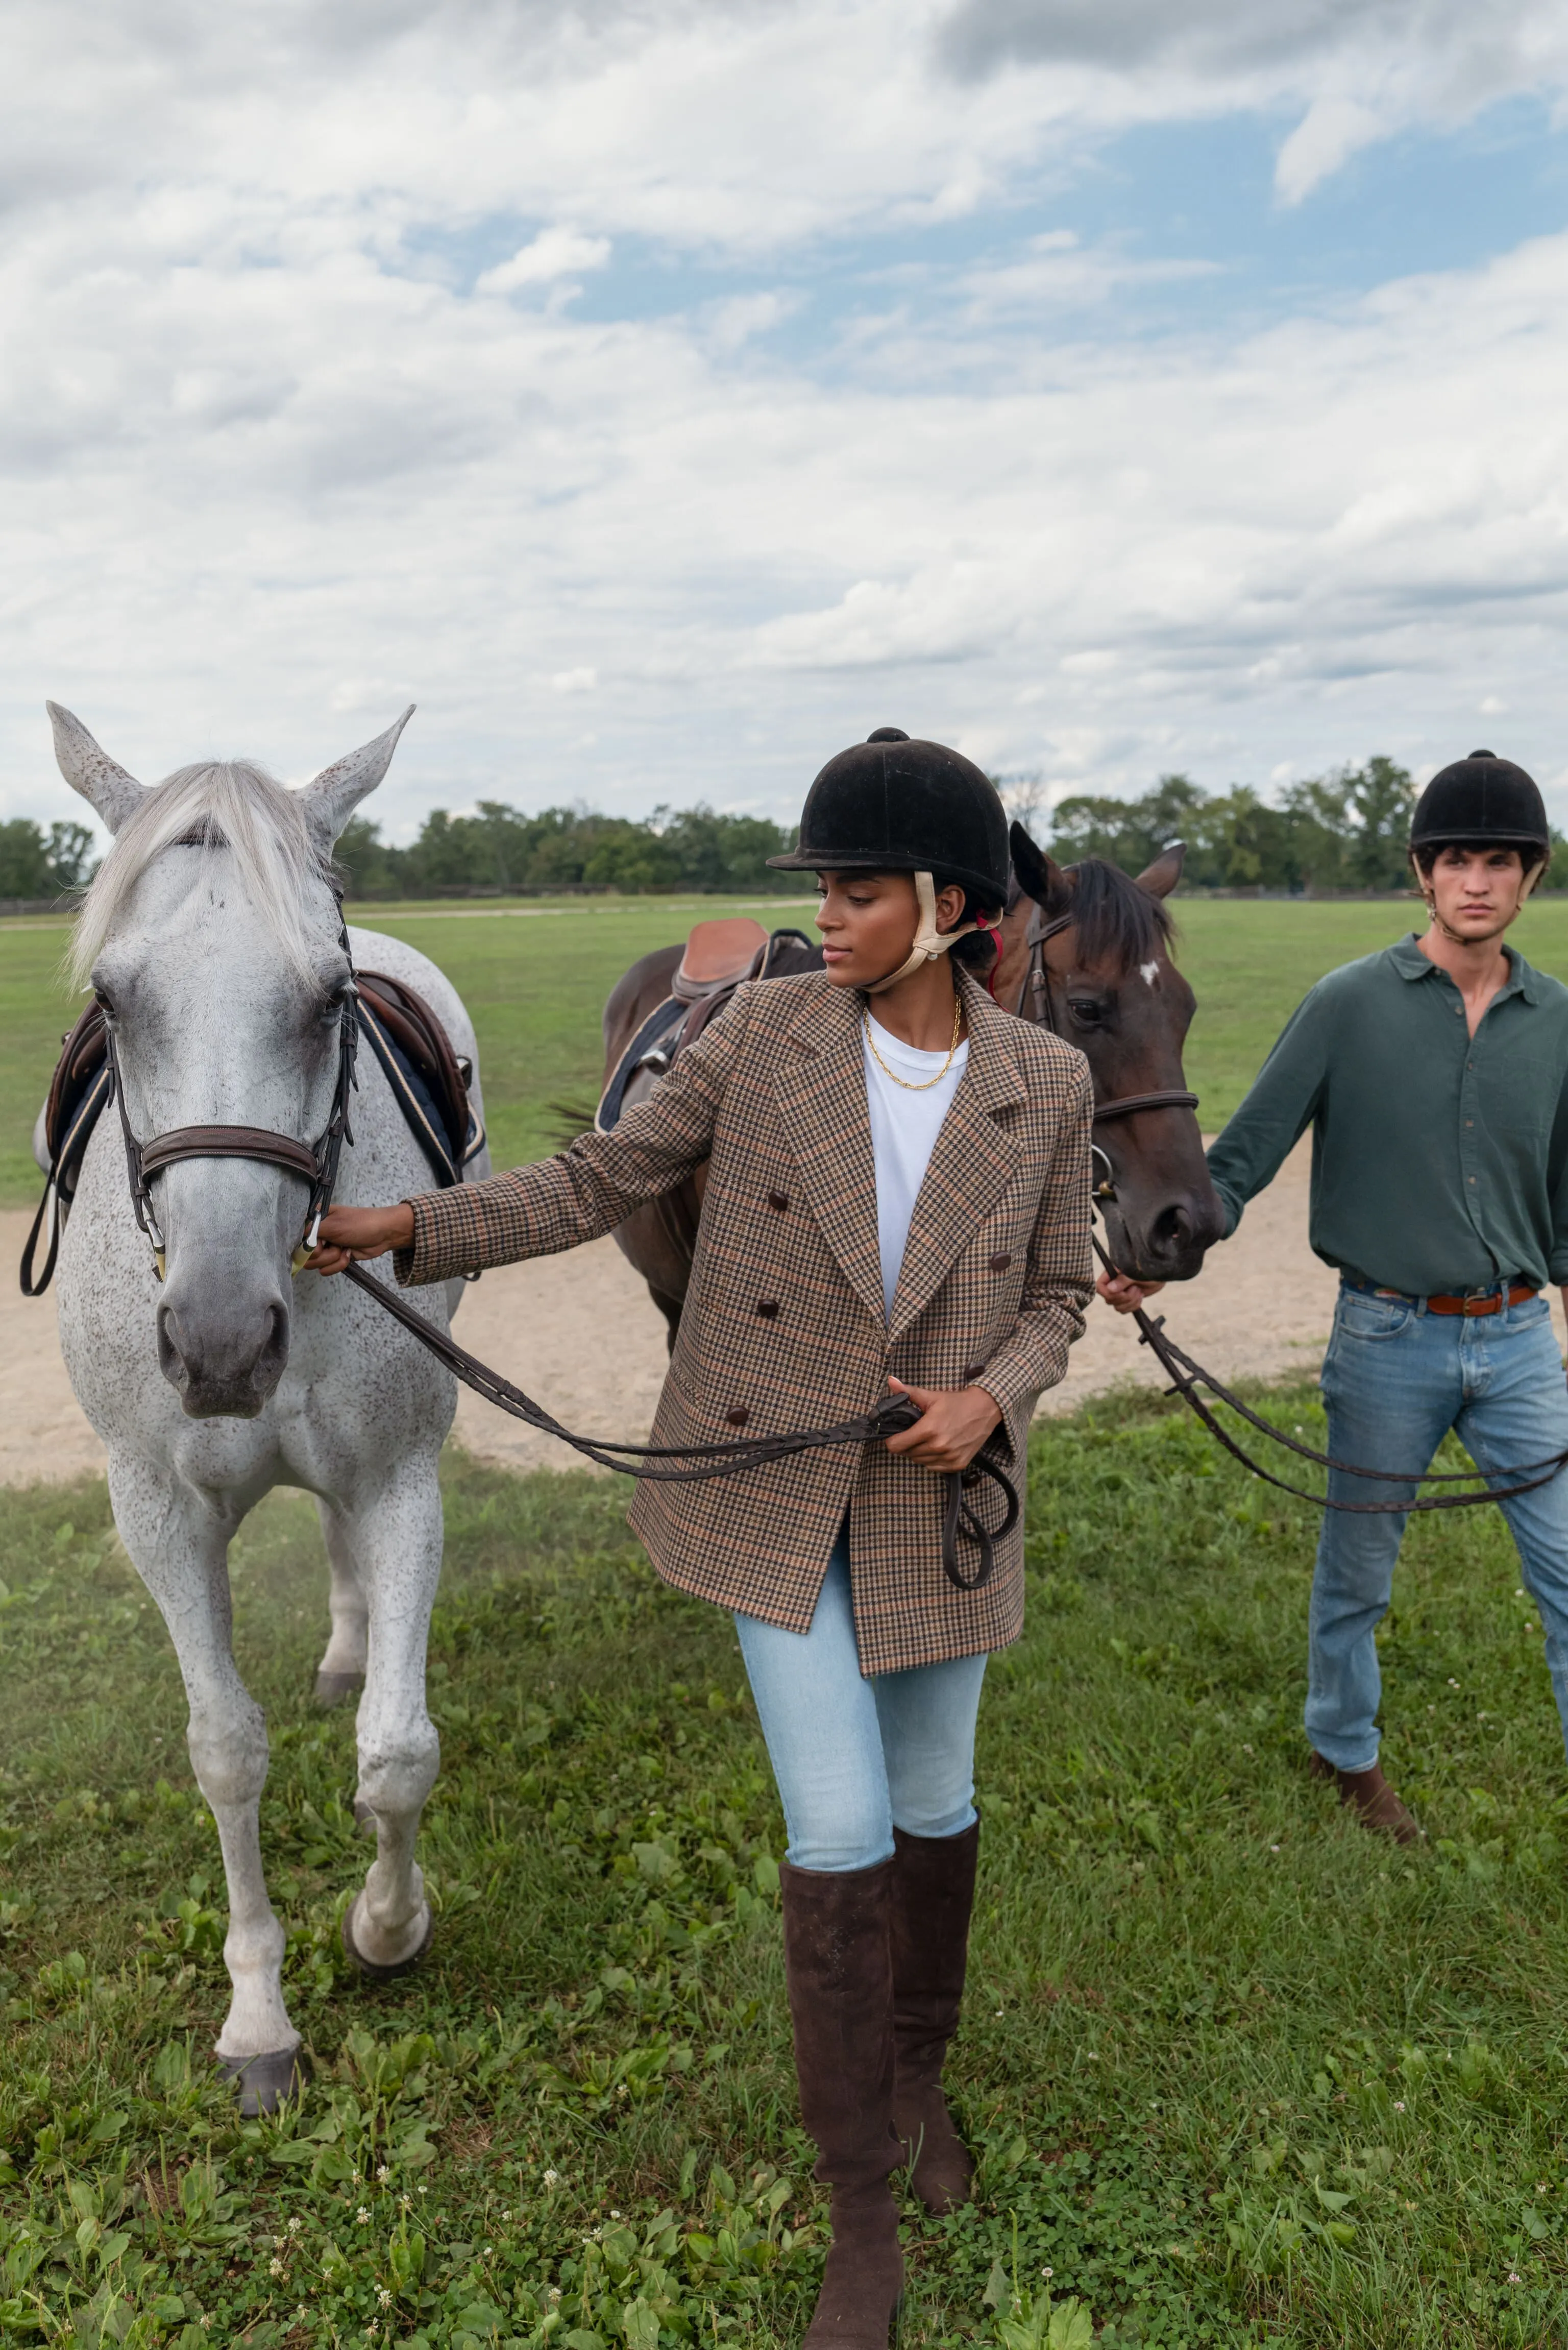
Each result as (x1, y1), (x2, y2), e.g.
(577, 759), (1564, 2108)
(1050, 776), (1208, 877)
(0, 817), (99, 899)
(332, 815), (407, 898)
(1048, 757), (1422, 894)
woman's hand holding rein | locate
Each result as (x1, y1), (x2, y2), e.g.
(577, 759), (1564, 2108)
(306, 1202), (415, 1276)
(883, 1376), (1002, 1472)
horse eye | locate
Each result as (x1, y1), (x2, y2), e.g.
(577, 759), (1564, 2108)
(93, 987), (115, 1017)
(1067, 998), (1106, 1025)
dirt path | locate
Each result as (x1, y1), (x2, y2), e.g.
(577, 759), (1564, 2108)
(9, 1143), (1563, 1485)
(0, 1139), (1330, 1483)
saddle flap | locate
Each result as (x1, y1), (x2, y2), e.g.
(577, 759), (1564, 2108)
(673, 916), (769, 1000)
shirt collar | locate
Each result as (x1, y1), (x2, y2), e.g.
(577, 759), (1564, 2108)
(1387, 932), (1539, 1004)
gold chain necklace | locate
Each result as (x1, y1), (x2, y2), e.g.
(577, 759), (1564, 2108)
(862, 996), (964, 1092)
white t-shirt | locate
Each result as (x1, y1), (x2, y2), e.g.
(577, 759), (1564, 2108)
(861, 1010), (970, 1319)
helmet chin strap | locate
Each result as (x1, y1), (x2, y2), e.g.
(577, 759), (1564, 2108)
(864, 870), (979, 995)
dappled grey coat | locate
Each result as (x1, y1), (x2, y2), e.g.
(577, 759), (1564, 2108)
(396, 967), (1094, 1674)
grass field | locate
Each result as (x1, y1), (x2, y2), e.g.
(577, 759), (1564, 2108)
(14, 890), (1568, 1207)
(10, 893), (1568, 2346)
(6, 1392), (1568, 2346)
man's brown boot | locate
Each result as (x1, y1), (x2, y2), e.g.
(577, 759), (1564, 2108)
(1309, 1751), (1420, 1845)
(889, 1820), (978, 2215)
(780, 1859), (904, 2349)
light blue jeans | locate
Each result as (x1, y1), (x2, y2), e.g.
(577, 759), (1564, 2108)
(1310, 1280), (1568, 1772)
(733, 1529), (989, 1873)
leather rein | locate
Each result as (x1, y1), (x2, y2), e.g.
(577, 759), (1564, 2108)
(92, 923), (1015, 1594)
(1013, 899), (1568, 1512)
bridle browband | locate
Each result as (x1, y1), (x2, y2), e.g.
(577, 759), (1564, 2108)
(1013, 905), (1198, 1192)
(107, 902), (360, 1283)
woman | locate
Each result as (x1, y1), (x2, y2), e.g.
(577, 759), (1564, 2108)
(310, 728), (1094, 2346)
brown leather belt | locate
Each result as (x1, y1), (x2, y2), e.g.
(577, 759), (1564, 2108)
(1364, 1279), (1539, 1317)
(1426, 1283), (1538, 1317)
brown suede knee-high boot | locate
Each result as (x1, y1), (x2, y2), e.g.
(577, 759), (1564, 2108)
(889, 1819), (978, 2215)
(780, 1859), (904, 2349)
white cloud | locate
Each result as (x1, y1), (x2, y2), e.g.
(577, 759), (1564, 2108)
(6, 0), (1568, 843)
(477, 228), (612, 294)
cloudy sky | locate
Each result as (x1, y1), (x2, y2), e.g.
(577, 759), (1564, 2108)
(7, 0), (1568, 841)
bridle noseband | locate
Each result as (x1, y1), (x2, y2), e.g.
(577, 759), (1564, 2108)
(107, 910), (360, 1283)
(1014, 905), (1198, 1193)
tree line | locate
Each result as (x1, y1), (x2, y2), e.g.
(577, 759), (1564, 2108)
(5, 755), (1562, 903)
(1046, 759), (1568, 894)
(333, 802), (804, 897)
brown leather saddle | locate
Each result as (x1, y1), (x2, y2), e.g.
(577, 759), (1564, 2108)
(596, 920), (823, 1136)
(21, 971), (482, 1296)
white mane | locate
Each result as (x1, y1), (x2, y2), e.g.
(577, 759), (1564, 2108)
(70, 762), (335, 991)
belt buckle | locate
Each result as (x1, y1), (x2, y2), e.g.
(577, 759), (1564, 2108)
(1462, 1286), (1496, 1317)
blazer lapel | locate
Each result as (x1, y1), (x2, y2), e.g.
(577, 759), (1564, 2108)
(772, 983), (888, 1326)
(888, 973), (1025, 1340)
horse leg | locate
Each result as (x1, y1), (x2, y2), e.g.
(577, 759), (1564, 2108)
(107, 1457), (302, 2112)
(649, 1289), (683, 1353)
(337, 1463), (443, 1977)
(313, 1497), (369, 1708)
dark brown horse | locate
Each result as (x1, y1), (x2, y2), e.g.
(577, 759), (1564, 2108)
(600, 833), (1224, 1347)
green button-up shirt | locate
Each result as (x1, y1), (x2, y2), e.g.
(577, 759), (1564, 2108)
(1207, 934), (1568, 1297)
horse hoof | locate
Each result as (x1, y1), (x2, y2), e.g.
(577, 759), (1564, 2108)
(217, 2046), (307, 2117)
(340, 1893), (433, 1981)
(314, 1669), (364, 1709)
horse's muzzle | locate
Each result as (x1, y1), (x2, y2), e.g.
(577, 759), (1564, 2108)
(1107, 1190), (1228, 1285)
(156, 1293), (291, 1418)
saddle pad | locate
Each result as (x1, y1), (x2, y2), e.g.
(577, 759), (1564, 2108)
(357, 970), (485, 1186)
(594, 928), (826, 1138)
(595, 997), (686, 1136)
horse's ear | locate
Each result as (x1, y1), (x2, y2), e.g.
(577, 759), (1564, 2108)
(1134, 838), (1186, 900)
(47, 703), (146, 835)
(1009, 819), (1073, 914)
(301, 706), (415, 852)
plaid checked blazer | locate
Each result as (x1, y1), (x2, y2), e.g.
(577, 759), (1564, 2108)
(397, 966), (1094, 1674)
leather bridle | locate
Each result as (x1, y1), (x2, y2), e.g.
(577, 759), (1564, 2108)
(1013, 905), (1198, 1196)
(107, 909), (360, 1283)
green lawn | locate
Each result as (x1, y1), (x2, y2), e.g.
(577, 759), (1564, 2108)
(5, 1391), (1568, 2345)
(13, 893), (1568, 1208)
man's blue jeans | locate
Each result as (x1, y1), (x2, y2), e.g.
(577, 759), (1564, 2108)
(733, 1529), (989, 1873)
(1310, 1280), (1568, 1771)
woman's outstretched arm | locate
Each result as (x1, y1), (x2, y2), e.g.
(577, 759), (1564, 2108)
(308, 985), (752, 1284)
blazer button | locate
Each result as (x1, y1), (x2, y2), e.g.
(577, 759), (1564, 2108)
(755, 1299), (779, 1318)
(767, 1190), (790, 1213)
(726, 1407), (750, 1427)
(988, 1252), (1013, 1272)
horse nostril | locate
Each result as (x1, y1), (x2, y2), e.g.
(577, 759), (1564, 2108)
(254, 1301), (290, 1388)
(156, 1303), (188, 1389)
(1147, 1204), (1193, 1259)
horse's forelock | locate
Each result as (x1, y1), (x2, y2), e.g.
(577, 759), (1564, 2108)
(1054, 856), (1172, 972)
(69, 761), (334, 991)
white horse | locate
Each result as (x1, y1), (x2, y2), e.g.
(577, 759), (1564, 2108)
(41, 702), (489, 2114)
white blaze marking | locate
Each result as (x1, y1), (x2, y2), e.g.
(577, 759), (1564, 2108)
(1139, 961), (1160, 987)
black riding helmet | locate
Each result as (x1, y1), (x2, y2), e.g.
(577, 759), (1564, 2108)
(767, 727), (1011, 911)
(1409, 749), (1551, 862)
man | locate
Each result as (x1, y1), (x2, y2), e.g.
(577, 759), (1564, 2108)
(1102, 751), (1568, 1841)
